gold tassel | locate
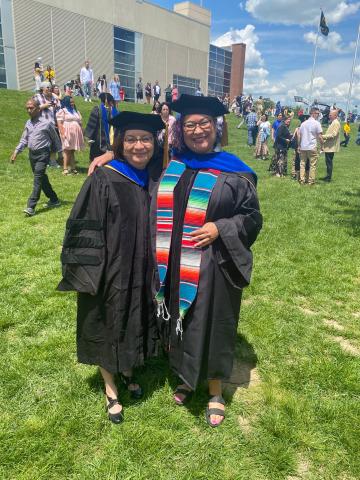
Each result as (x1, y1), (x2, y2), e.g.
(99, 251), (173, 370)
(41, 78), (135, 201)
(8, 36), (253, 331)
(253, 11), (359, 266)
(162, 123), (169, 168)
(109, 126), (114, 146)
(221, 115), (229, 147)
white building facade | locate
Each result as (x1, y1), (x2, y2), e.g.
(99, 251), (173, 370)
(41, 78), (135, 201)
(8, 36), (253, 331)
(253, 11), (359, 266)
(0, 0), (211, 99)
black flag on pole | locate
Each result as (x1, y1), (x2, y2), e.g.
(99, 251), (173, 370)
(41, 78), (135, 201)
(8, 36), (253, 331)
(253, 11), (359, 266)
(320, 10), (329, 36)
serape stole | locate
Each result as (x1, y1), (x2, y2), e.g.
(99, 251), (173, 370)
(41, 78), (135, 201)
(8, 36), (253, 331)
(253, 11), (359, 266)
(155, 159), (220, 338)
(155, 159), (186, 319)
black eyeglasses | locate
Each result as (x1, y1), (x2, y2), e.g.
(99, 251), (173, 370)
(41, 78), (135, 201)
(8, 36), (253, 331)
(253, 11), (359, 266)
(124, 135), (154, 145)
(183, 118), (213, 132)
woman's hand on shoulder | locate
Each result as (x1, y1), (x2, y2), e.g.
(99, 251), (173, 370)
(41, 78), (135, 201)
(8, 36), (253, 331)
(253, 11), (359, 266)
(190, 222), (219, 248)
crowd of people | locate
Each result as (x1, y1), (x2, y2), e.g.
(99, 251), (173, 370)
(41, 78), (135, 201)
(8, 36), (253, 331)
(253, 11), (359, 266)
(228, 92), (358, 184)
(15, 59), (360, 219)
(17, 60), (360, 216)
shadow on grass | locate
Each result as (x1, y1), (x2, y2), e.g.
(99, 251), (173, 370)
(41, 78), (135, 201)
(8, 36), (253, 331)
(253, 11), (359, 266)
(84, 334), (258, 416)
(322, 188), (360, 237)
(34, 199), (74, 216)
(72, 166), (89, 175)
(85, 353), (171, 408)
(183, 334), (258, 418)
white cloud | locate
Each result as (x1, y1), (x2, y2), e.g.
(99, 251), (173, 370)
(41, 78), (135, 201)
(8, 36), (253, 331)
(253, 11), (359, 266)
(243, 67), (280, 93)
(212, 25), (264, 66)
(302, 76), (328, 91)
(241, 58), (360, 106)
(304, 30), (352, 53)
(331, 82), (350, 97)
(211, 12), (360, 106)
(326, 2), (360, 23)
(266, 84), (288, 95)
(245, 67), (269, 78)
(287, 88), (298, 97)
(245, 0), (360, 26)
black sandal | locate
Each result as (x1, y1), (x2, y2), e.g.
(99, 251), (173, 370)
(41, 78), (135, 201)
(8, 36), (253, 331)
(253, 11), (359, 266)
(205, 395), (225, 428)
(173, 386), (193, 406)
(119, 374), (143, 399)
(105, 395), (124, 424)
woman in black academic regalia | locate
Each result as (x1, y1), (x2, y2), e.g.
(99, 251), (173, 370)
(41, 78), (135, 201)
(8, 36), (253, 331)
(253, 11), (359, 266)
(88, 95), (262, 428)
(58, 111), (164, 424)
(84, 92), (118, 162)
(150, 95), (262, 427)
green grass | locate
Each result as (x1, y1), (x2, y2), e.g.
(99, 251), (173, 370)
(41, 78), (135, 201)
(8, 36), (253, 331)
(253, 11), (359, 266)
(0, 89), (359, 480)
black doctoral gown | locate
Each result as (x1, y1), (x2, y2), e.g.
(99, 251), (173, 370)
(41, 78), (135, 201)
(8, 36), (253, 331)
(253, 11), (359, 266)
(150, 168), (262, 390)
(84, 106), (115, 161)
(58, 166), (157, 373)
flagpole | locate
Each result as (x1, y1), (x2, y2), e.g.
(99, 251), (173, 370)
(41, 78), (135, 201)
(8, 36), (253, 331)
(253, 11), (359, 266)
(309, 18), (320, 108)
(345, 23), (360, 119)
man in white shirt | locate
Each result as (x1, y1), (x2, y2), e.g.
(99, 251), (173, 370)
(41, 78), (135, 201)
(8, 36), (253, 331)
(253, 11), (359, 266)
(299, 107), (323, 184)
(80, 60), (94, 102)
(153, 81), (161, 101)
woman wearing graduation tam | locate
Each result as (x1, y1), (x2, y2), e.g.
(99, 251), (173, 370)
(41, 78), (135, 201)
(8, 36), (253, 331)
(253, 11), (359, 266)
(152, 94), (262, 427)
(58, 111), (164, 424)
(84, 92), (119, 162)
(88, 94), (262, 427)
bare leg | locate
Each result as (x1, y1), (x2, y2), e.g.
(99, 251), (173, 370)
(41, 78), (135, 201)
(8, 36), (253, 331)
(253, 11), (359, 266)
(63, 150), (70, 173)
(71, 151), (75, 171)
(99, 367), (122, 415)
(208, 379), (225, 425)
(237, 116), (244, 128)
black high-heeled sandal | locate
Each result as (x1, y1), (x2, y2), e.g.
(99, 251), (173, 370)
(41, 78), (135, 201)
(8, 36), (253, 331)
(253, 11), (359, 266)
(105, 395), (124, 424)
(119, 374), (143, 399)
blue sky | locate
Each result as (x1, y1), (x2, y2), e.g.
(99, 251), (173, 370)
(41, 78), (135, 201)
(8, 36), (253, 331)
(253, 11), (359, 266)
(149, 0), (360, 106)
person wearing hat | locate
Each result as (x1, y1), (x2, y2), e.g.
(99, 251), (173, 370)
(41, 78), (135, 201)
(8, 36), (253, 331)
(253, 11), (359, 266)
(88, 95), (262, 427)
(58, 111), (164, 424)
(153, 94), (262, 427)
(84, 92), (119, 162)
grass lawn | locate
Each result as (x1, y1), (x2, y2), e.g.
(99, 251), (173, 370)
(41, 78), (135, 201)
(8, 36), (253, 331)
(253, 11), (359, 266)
(0, 89), (359, 480)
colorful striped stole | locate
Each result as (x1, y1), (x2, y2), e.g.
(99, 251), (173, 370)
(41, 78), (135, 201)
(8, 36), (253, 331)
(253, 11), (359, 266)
(155, 159), (220, 338)
(155, 159), (186, 319)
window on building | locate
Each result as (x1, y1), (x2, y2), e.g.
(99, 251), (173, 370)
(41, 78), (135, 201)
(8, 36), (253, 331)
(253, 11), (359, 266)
(0, 9), (6, 88)
(208, 44), (232, 98)
(173, 74), (200, 96)
(114, 26), (135, 101)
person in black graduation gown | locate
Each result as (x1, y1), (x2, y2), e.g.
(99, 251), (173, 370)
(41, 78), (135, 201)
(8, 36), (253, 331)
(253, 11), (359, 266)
(84, 92), (118, 161)
(58, 111), (164, 424)
(151, 95), (262, 427)
(88, 95), (262, 428)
